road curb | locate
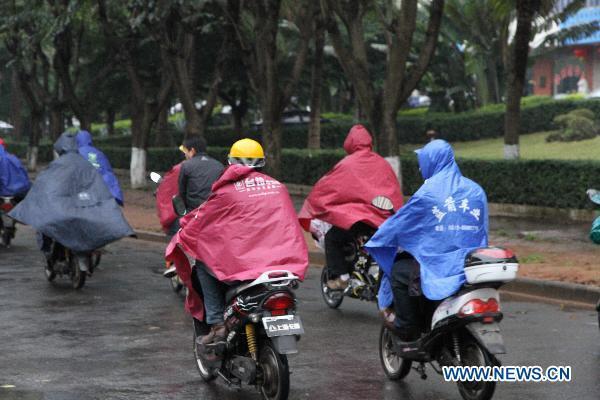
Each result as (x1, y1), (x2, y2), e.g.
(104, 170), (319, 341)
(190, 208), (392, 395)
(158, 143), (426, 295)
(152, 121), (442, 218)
(135, 229), (599, 308)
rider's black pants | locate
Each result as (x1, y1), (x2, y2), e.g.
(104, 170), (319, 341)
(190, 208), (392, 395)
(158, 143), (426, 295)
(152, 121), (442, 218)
(391, 256), (437, 340)
(324, 226), (354, 277)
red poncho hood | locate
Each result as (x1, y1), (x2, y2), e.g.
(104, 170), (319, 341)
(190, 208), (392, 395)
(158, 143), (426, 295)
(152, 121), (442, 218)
(299, 124), (403, 231)
(166, 165), (309, 320)
(155, 163), (182, 233)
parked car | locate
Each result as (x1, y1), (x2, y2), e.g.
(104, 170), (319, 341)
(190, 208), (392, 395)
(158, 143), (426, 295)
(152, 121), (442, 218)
(252, 109), (329, 128)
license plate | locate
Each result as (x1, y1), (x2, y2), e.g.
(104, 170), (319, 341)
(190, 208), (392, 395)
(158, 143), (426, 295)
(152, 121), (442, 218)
(262, 315), (304, 337)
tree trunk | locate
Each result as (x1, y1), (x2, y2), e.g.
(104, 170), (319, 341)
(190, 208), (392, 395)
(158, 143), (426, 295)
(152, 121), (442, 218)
(49, 107), (64, 140)
(380, 104), (398, 157)
(9, 69), (23, 140)
(106, 107), (116, 136)
(261, 102), (283, 177)
(167, 43), (203, 139)
(504, 0), (540, 160)
(130, 105), (153, 189)
(308, 18), (325, 150)
(27, 111), (43, 171)
(232, 108), (244, 136)
(487, 59), (501, 103)
(154, 106), (172, 147)
(78, 115), (92, 132)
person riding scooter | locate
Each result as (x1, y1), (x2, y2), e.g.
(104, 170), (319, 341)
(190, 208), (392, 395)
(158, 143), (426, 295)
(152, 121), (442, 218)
(366, 139), (489, 342)
(0, 138), (30, 199)
(9, 132), (134, 268)
(75, 130), (124, 205)
(298, 124), (403, 290)
(0, 138), (30, 247)
(166, 138), (309, 347)
(161, 137), (224, 279)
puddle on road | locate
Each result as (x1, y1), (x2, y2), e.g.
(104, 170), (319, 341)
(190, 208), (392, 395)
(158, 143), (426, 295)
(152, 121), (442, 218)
(0, 389), (43, 400)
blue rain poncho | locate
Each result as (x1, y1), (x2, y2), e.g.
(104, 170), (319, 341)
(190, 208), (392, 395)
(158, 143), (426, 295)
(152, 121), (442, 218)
(366, 140), (488, 301)
(0, 144), (30, 196)
(9, 132), (134, 252)
(76, 130), (124, 205)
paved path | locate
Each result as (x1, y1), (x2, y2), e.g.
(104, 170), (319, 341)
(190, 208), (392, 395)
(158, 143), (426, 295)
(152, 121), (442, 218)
(0, 226), (598, 400)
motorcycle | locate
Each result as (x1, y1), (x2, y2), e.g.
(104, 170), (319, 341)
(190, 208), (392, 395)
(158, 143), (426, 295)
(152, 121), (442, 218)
(0, 196), (18, 247)
(192, 269), (303, 400)
(586, 189), (600, 329)
(319, 196), (395, 309)
(44, 239), (101, 289)
(379, 247), (519, 400)
(150, 171), (186, 294)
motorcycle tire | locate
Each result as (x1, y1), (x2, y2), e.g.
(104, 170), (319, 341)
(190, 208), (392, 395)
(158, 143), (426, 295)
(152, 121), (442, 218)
(258, 340), (290, 400)
(1, 230), (11, 248)
(192, 319), (217, 382)
(456, 336), (496, 400)
(320, 267), (344, 309)
(379, 326), (412, 380)
(170, 276), (184, 293)
(70, 255), (88, 289)
(44, 257), (57, 282)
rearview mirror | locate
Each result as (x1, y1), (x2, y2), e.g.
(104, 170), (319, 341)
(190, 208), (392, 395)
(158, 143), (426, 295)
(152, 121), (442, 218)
(150, 171), (162, 184)
(172, 195), (187, 216)
(587, 189), (600, 205)
(372, 196), (394, 211)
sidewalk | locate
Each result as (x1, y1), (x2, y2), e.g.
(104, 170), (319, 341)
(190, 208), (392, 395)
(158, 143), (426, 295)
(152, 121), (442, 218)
(122, 187), (599, 287)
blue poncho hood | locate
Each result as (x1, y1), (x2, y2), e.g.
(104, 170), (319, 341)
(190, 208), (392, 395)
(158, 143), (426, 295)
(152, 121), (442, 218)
(0, 144), (30, 196)
(366, 140), (488, 300)
(75, 130), (123, 205)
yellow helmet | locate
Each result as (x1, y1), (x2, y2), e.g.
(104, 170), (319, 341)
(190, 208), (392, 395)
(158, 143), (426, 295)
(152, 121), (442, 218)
(228, 138), (265, 168)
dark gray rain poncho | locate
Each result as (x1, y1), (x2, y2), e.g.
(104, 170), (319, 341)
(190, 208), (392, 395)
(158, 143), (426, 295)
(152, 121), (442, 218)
(9, 132), (134, 252)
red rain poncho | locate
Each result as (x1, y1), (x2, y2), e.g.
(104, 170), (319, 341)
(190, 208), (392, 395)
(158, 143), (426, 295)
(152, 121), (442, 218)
(298, 124), (403, 231)
(155, 162), (182, 233)
(166, 164), (309, 321)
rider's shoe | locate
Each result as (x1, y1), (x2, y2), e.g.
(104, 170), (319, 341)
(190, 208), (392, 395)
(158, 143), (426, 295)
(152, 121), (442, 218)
(163, 265), (177, 278)
(327, 277), (349, 290)
(197, 323), (228, 346)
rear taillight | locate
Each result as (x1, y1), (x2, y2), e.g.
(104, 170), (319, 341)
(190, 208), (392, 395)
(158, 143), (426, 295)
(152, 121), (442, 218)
(458, 298), (499, 318)
(263, 292), (294, 316)
(0, 203), (13, 212)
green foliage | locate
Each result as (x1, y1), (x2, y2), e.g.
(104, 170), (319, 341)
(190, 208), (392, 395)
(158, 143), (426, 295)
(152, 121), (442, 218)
(96, 144), (600, 210)
(547, 108), (598, 142)
(398, 98), (600, 144)
(8, 138), (600, 210)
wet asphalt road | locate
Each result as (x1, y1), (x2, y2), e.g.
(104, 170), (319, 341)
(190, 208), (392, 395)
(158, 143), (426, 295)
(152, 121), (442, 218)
(0, 226), (598, 400)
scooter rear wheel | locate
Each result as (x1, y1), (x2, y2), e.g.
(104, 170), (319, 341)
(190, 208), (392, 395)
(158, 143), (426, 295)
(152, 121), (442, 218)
(379, 325), (412, 380)
(258, 340), (290, 400)
(70, 255), (88, 289)
(456, 337), (496, 400)
(320, 267), (344, 309)
(192, 319), (218, 382)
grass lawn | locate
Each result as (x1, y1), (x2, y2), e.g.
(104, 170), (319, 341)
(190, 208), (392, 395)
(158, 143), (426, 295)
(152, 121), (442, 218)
(401, 131), (600, 161)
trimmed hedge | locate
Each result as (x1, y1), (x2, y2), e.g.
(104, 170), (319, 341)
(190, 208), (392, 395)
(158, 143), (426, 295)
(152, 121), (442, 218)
(90, 98), (600, 148)
(398, 99), (600, 143)
(98, 145), (600, 209)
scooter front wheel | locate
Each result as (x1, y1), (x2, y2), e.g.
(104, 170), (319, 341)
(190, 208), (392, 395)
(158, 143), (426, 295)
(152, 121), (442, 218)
(44, 257), (57, 282)
(170, 276), (184, 293)
(379, 325), (412, 380)
(456, 337), (496, 400)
